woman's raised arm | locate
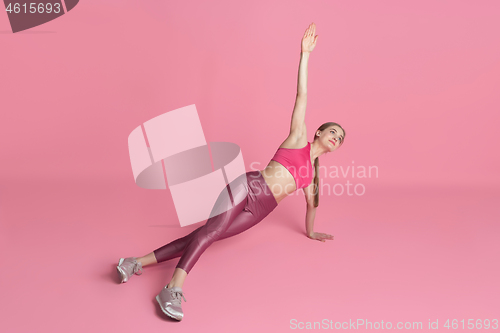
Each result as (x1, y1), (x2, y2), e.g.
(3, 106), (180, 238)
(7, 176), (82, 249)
(289, 23), (318, 138)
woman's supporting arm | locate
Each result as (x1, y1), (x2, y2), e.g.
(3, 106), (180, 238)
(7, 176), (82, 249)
(304, 187), (334, 242)
(306, 205), (334, 242)
(305, 204), (317, 238)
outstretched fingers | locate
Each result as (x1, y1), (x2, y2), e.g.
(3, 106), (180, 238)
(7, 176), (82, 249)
(301, 23), (318, 53)
(319, 233), (334, 240)
(304, 22), (315, 37)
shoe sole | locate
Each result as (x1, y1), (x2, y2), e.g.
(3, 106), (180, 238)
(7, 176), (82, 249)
(155, 295), (183, 321)
(117, 258), (127, 283)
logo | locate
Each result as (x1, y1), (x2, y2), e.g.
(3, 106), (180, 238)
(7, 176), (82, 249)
(128, 104), (248, 227)
(3, 0), (79, 33)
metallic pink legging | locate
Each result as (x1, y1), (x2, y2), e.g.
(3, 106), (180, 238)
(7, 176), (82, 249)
(153, 170), (278, 274)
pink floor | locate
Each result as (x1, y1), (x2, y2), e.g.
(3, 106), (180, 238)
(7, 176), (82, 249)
(1, 179), (498, 332)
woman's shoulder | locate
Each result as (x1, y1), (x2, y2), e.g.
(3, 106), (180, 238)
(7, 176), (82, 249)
(277, 132), (309, 149)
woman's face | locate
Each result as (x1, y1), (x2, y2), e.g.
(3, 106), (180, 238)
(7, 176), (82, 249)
(318, 125), (344, 151)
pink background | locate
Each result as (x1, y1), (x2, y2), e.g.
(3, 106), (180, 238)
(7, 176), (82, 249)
(1, 0), (499, 332)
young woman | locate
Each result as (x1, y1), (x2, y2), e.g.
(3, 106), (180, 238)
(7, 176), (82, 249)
(116, 22), (346, 321)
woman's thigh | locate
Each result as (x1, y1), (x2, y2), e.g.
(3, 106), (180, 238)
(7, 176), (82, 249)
(218, 209), (265, 240)
(218, 171), (277, 240)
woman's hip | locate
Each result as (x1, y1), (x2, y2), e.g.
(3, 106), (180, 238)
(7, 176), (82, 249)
(243, 170), (278, 218)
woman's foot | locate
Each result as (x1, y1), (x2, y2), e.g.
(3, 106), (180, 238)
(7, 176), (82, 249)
(155, 285), (187, 321)
(116, 257), (143, 283)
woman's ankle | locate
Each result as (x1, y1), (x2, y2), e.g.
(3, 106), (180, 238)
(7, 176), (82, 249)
(136, 253), (157, 267)
(167, 281), (183, 289)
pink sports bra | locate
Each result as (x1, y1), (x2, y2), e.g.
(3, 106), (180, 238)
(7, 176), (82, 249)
(270, 141), (314, 189)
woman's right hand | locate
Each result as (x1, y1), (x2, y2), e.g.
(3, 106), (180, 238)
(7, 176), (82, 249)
(307, 231), (334, 242)
(301, 22), (318, 53)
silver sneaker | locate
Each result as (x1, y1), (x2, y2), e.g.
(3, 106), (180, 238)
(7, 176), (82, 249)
(156, 285), (187, 321)
(116, 257), (143, 283)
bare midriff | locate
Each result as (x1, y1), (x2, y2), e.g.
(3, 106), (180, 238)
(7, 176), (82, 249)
(258, 160), (314, 205)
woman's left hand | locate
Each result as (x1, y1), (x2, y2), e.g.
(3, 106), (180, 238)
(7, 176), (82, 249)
(301, 22), (319, 53)
(308, 231), (334, 242)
